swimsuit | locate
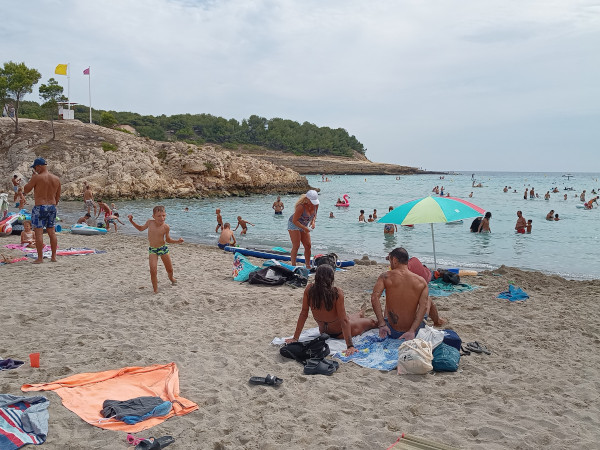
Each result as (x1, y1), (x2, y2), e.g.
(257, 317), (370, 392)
(274, 211), (283, 215)
(31, 205), (57, 229)
(13, 186), (18, 192)
(85, 200), (94, 208)
(516, 228), (525, 234)
(287, 207), (315, 232)
(384, 318), (426, 339)
(217, 243), (227, 249)
(148, 245), (169, 256)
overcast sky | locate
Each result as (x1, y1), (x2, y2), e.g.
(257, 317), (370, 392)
(3, 0), (599, 172)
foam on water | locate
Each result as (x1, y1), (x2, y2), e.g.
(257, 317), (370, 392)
(53, 171), (600, 280)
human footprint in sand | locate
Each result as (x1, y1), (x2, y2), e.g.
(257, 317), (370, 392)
(128, 206), (184, 293)
(286, 265), (377, 355)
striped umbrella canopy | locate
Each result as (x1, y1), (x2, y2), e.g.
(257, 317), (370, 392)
(377, 196), (486, 268)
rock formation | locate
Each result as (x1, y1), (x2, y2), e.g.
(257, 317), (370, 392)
(0, 118), (310, 200)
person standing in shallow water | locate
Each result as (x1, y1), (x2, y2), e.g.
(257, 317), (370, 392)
(23, 158), (61, 263)
(287, 190), (319, 268)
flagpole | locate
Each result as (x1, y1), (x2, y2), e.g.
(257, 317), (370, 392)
(67, 63), (71, 110)
(88, 67), (92, 124)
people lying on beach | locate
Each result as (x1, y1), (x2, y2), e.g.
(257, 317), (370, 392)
(106, 212), (124, 232)
(546, 210), (555, 221)
(515, 211), (526, 234)
(545, 191), (551, 200)
(287, 190), (319, 268)
(478, 212), (492, 232)
(215, 208), (223, 233)
(128, 206), (184, 293)
(20, 220), (35, 248)
(371, 247), (428, 340)
(580, 190), (586, 202)
(526, 220), (533, 233)
(503, 186), (508, 193)
(83, 185), (96, 216)
(373, 209), (377, 219)
(285, 265), (376, 355)
(407, 257), (446, 327)
(77, 213), (91, 224)
(358, 210), (366, 222)
(329, 212), (335, 218)
(272, 196), (284, 215)
(367, 214), (374, 222)
(218, 223), (236, 249)
(234, 216), (255, 235)
(554, 214), (560, 221)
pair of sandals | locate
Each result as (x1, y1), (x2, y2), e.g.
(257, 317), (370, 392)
(462, 341), (491, 355)
(127, 435), (175, 449)
(303, 358), (339, 376)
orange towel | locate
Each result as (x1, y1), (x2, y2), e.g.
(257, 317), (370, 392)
(22, 362), (198, 432)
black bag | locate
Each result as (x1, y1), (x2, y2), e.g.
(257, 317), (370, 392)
(280, 334), (330, 363)
(439, 270), (460, 285)
(248, 266), (295, 285)
(314, 253), (339, 270)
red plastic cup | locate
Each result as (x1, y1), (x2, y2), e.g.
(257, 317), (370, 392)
(29, 353), (40, 368)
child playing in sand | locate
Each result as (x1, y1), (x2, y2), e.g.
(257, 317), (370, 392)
(106, 212), (124, 232)
(218, 223), (236, 249)
(215, 209), (223, 233)
(234, 216), (254, 235)
(20, 220), (35, 248)
(128, 206), (184, 293)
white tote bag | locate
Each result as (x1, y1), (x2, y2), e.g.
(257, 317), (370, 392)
(416, 325), (445, 350)
(397, 338), (433, 375)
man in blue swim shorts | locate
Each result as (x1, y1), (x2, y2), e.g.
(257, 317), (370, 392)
(370, 247), (429, 341)
(24, 157), (61, 264)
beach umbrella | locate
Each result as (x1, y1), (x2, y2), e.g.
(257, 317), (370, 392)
(377, 196), (486, 269)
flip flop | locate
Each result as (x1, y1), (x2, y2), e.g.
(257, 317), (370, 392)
(460, 345), (471, 356)
(127, 434), (148, 446)
(466, 341), (491, 355)
(249, 374), (283, 386)
(303, 358), (337, 375)
(135, 436), (175, 450)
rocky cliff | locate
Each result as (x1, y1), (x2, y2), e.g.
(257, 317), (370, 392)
(0, 118), (310, 200)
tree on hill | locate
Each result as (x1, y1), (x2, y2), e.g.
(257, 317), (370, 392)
(0, 61), (41, 133)
(39, 78), (67, 140)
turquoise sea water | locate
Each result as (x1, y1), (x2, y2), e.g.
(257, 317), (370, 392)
(55, 172), (600, 280)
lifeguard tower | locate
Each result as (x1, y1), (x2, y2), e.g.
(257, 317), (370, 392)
(57, 102), (78, 120)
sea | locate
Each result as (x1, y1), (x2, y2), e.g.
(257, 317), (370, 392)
(52, 171), (600, 280)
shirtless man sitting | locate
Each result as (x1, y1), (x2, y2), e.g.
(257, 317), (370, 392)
(371, 247), (428, 340)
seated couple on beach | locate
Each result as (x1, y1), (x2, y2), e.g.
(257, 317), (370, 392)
(286, 248), (446, 353)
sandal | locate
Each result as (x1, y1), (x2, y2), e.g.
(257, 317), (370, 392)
(135, 436), (175, 450)
(465, 341), (491, 355)
(249, 374), (283, 386)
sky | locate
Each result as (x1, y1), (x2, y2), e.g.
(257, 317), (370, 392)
(3, 0), (599, 172)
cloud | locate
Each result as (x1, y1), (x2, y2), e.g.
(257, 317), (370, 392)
(3, 0), (599, 171)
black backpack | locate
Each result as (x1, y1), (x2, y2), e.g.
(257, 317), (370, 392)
(280, 334), (330, 364)
(248, 266), (295, 285)
(439, 269), (460, 285)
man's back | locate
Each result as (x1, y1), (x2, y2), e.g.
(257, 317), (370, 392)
(383, 267), (427, 332)
(26, 170), (60, 206)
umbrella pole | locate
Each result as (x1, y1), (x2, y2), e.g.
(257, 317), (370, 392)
(431, 223), (437, 270)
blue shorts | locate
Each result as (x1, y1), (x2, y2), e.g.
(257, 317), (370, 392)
(385, 318), (426, 339)
(13, 186), (18, 192)
(31, 205), (57, 229)
(217, 243), (227, 249)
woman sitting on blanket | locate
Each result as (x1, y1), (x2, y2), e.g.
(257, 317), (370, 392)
(285, 265), (377, 355)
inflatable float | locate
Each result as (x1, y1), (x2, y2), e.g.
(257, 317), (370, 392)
(70, 224), (108, 235)
(223, 246), (355, 267)
(0, 213), (19, 235)
(335, 194), (350, 207)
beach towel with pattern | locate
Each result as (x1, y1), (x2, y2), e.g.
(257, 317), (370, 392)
(0, 394), (49, 449)
(21, 363), (197, 432)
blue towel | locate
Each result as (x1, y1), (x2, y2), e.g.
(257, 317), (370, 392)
(428, 278), (475, 297)
(334, 335), (404, 371)
(497, 284), (529, 301)
(120, 400), (172, 424)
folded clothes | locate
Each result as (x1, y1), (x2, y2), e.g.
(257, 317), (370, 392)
(0, 358), (25, 370)
(102, 396), (172, 425)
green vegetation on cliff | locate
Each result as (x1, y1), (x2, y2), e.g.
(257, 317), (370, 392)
(16, 101), (366, 157)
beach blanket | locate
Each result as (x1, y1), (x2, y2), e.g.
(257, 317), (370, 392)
(428, 278), (475, 297)
(4, 244), (105, 258)
(334, 334), (405, 371)
(21, 363), (198, 432)
(497, 284), (529, 301)
(0, 394), (49, 449)
(0, 257), (28, 266)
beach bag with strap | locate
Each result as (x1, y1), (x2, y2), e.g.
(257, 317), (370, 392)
(280, 334), (330, 363)
(232, 252), (260, 282)
(314, 253), (339, 269)
(248, 266), (294, 285)
(416, 325), (445, 350)
(432, 343), (461, 372)
(397, 338), (433, 375)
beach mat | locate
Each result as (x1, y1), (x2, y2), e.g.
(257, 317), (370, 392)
(388, 433), (460, 450)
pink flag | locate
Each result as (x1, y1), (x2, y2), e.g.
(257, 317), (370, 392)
(83, 67), (90, 75)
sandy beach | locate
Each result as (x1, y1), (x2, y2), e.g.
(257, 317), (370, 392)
(1, 231), (600, 449)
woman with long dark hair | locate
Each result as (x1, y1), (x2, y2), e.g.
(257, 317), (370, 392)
(286, 265), (377, 355)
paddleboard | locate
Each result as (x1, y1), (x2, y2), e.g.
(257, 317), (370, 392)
(224, 246), (355, 267)
(70, 224), (108, 235)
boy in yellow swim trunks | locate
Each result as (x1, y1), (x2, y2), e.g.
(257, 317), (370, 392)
(128, 205), (184, 293)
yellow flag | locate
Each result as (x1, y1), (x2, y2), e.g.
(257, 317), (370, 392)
(55, 64), (68, 75)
